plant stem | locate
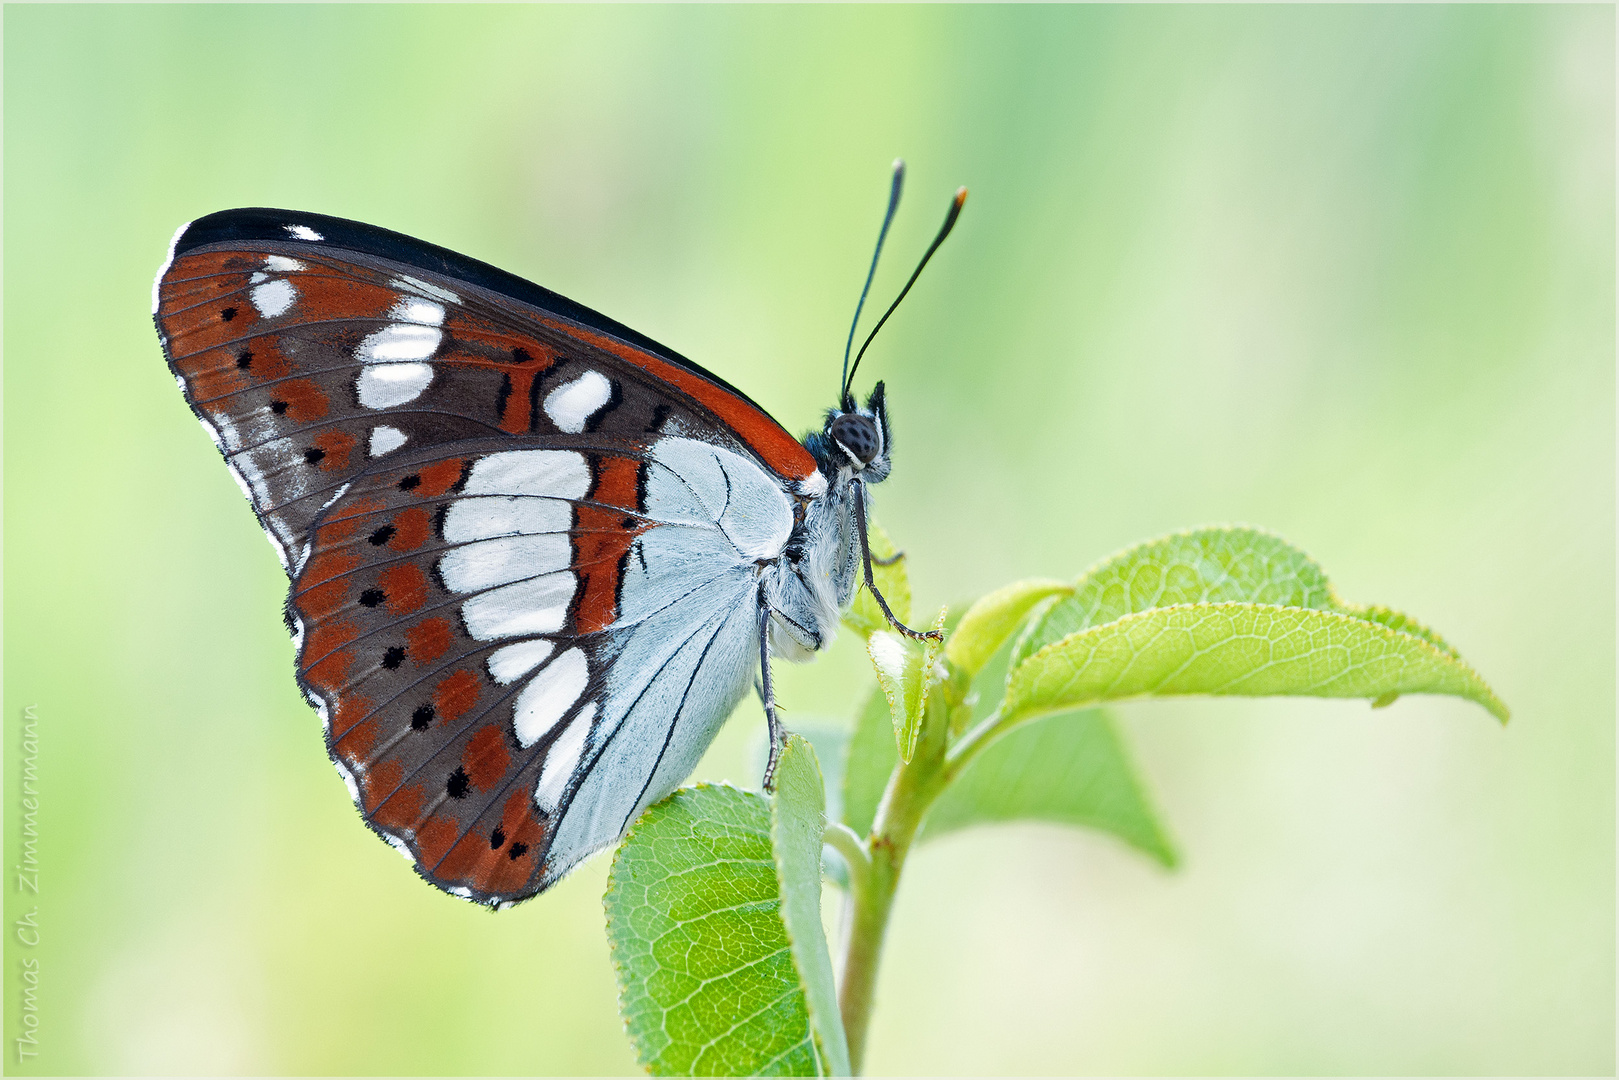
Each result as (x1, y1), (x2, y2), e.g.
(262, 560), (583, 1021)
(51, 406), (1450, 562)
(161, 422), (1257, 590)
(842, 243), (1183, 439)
(837, 696), (950, 1074)
(824, 821), (871, 888)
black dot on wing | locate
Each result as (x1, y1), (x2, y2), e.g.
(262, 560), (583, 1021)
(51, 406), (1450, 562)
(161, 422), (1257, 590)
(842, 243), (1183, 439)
(236, 349), (254, 370)
(369, 524), (396, 546)
(512, 347), (534, 364)
(270, 400), (288, 415)
(489, 827), (506, 849)
(220, 307), (238, 322)
(621, 516), (638, 530)
(398, 474), (421, 492)
(648, 404), (671, 433)
(381, 646), (405, 670)
(446, 767), (470, 800)
(304, 446), (325, 465)
(431, 505), (449, 540)
(411, 704), (434, 730)
(508, 841), (528, 860)
(358, 588), (385, 608)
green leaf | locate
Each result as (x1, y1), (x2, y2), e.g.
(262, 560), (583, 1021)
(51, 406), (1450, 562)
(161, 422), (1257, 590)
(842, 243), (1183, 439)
(1000, 526), (1506, 722)
(1004, 602), (1510, 723)
(842, 520), (911, 638)
(605, 784), (823, 1076)
(923, 709), (1176, 866)
(1013, 525), (1336, 667)
(867, 631), (923, 763)
(841, 687), (894, 839)
(945, 578), (1073, 677)
(769, 737), (851, 1077)
(866, 609), (948, 763)
(748, 719), (851, 829)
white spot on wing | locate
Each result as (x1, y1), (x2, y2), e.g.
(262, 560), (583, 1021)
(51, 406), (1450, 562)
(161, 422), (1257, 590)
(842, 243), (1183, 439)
(251, 278), (296, 318)
(265, 255), (305, 272)
(543, 370), (614, 434)
(488, 639), (556, 686)
(357, 363), (433, 408)
(459, 572), (574, 641)
(368, 425), (407, 457)
(464, 450), (590, 499)
(249, 271), (268, 284)
(443, 496), (572, 543)
(513, 650), (589, 748)
(389, 297), (445, 326)
(286, 224), (322, 241)
(391, 274), (460, 305)
(440, 534), (570, 593)
(534, 700), (595, 807)
(440, 450), (589, 543)
(357, 323), (440, 363)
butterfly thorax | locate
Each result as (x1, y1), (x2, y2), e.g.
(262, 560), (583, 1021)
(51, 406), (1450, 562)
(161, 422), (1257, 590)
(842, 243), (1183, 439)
(765, 382), (893, 662)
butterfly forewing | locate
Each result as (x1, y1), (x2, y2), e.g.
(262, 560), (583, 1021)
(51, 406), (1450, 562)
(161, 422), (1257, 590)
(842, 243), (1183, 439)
(155, 209), (819, 904)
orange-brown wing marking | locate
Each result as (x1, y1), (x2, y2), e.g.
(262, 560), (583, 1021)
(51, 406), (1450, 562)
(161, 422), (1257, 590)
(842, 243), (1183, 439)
(572, 456), (649, 635)
(549, 320), (818, 483)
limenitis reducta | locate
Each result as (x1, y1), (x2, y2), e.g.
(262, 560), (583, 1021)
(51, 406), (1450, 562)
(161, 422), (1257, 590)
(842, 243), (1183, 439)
(154, 163), (963, 906)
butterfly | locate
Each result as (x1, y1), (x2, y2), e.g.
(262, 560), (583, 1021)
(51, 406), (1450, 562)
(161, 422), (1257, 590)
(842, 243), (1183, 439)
(153, 162), (964, 907)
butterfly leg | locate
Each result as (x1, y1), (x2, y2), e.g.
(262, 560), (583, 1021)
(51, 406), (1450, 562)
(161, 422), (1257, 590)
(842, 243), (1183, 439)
(852, 479), (943, 642)
(757, 585), (787, 792)
(871, 549), (905, 567)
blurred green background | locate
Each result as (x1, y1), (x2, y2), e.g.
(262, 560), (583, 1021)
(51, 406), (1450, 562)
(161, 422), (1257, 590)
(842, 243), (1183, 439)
(4, 5), (1612, 1075)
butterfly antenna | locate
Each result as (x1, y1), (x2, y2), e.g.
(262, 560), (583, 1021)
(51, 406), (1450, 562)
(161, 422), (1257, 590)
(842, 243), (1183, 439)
(844, 185), (968, 400)
(841, 160), (906, 406)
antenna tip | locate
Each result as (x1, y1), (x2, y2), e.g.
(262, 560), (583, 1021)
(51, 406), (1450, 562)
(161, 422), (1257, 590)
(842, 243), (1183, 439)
(954, 187), (968, 208)
(892, 158), (906, 174)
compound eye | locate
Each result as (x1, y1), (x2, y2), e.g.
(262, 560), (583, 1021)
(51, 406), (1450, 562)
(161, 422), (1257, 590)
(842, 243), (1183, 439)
(829, 413), (881, 465)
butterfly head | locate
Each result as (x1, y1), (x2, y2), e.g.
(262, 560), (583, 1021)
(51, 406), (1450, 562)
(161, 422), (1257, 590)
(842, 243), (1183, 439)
(819, 164), (963, 492)
(806, 381), (891, 484)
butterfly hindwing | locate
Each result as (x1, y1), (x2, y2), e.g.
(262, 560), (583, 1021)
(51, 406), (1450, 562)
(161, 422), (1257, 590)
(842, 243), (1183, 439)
(295, 436), (793, 903)
(294, 440), (617, 901)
